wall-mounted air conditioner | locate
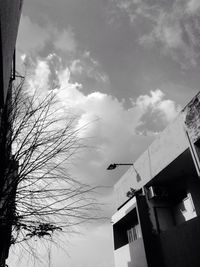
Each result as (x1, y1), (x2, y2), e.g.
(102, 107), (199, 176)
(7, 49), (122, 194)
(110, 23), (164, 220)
(148, 186), (168, 200)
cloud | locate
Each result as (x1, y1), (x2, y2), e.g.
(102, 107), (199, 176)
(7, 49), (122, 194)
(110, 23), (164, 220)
(17, 15), (77, 57)
(44, 60), (179, 189)
(69, 55), (110, 88)
(112, 0), (200, 68)
(9, 55), (181, 267)
(27, 60), (51, 92)
(187, 0), (200, 14)
(135, 89), (181, 122)
(22, 57), (181, 194)
(135, 89), (181, 134)
(20, 56), (181, 203)
(54, 27), (77, 53)
(22, 58), (181, 193)
(17, 15), (108, 94)
(70, 59), (83, 74)
(17, 15), (50, 54)
(154, 17), (183, 49)
(27, 58), (181, 178)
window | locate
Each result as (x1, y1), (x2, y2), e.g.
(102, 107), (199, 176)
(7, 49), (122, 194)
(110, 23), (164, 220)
(180, 193), (197, 221)
(127, 224), (141, 243)
(173, 192), (197, 226)
(113, 208), (139, 250)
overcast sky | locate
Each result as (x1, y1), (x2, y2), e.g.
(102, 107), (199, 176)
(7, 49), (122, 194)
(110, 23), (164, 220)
(7, 0), (200, 266)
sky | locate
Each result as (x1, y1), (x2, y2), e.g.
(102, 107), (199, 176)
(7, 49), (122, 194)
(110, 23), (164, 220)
(7, 0), (200, 266)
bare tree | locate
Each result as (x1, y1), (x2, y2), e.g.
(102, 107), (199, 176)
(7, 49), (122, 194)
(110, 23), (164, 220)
(0, 75), (100, 262)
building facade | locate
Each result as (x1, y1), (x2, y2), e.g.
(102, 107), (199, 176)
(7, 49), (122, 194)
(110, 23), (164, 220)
(0, 1), (23, 265)
(0, 0), (23, 107)
(112, 92), (200, 267)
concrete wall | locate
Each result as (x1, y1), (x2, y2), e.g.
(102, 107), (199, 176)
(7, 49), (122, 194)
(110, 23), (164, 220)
(158, 215), (200, 267)
(112, 197), (137, 224)
(0, 0), (23, 106)
(146, 174), (200, 232)
(112, 92), (200, 267)
(188, 176), (200, 215)
(114, 240), (147, 267)
(112, 197), (148, 267)
(114, 114), (189, 209)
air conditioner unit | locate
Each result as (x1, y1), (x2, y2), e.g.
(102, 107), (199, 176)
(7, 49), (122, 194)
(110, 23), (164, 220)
(148, 186), (168, 199)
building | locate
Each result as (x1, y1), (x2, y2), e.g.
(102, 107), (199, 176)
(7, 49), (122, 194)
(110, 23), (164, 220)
(0, 0), (23, 107)
(0, 1), (23, 265)
(111, 92), (200, 267)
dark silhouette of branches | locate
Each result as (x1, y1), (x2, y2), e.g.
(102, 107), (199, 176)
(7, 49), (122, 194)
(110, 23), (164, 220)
(2, 76), (100, 249)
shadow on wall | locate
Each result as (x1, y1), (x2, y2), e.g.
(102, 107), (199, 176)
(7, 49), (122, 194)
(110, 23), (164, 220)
(127, 238), (147, 267)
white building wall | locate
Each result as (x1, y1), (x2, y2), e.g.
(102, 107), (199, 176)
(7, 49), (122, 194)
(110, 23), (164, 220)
(114, 240), (147, 267)
(114, 114), (189, 209)
(112, 197), (136, 224)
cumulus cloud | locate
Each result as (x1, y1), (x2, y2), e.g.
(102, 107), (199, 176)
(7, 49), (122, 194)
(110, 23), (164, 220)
(32, 56), (180, 147)
(135, 89), (181, 122)
(11, 56), (181, 267)
(17, 15), (108, 95)
(112, 0), (200, 68)
(26, 57), (180, 189)
(135, 89), (181, 134)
